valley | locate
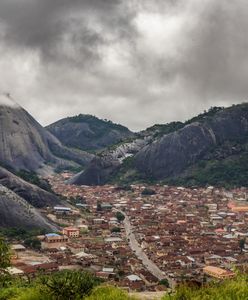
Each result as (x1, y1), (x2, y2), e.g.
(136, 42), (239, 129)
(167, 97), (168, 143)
(0, 96), (247, 298)
(6, 171), (247, 295)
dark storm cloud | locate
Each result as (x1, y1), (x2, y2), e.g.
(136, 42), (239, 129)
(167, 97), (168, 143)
(0, 0), (135, 65)
(0, 0), (247, 130)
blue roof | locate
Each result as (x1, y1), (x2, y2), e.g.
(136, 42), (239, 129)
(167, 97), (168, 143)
(46, 233), (60, 237)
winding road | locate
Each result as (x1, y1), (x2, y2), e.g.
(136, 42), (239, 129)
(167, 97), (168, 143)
(116, 209), (166, 281)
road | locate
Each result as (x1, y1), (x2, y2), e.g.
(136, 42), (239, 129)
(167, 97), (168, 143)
(116, 210), (166, 280)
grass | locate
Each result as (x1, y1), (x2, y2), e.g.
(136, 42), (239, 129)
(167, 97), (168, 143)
(162, 275), (248, 300)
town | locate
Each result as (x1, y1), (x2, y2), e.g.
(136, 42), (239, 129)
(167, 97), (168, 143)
(7, 172), (248, 293)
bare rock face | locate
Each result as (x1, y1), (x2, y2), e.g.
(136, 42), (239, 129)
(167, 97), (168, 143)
(0, 94), (93, 173)
(0, 94), (94, 229)
(69, 136), (151, 185)
(72, 103), (248, 185)
(135, 103), (248, 179)
(0, 184), (57, 230)
(0, 166), (60, 208)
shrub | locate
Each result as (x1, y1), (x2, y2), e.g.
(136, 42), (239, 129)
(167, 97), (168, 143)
(85, 286), (137, 300)
(40, 270), (101, 300)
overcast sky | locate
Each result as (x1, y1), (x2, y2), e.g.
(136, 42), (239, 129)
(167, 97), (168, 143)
(0, 0), (247, 131)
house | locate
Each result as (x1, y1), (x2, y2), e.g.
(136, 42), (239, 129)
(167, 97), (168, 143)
(11, 244), (26, 252)
(54, 206), (72, 215)
(203, 266), (235, 279)
(44, 233), (68, 243)
(124, 274), (144, 291)
(101, 203), (113, 211)
(63, 227), (80, 238)
(7, 267), (24, 276)
(42, 233), (68, 249)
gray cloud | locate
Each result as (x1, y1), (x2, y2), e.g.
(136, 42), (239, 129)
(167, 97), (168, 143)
(0, 0), (247, 131)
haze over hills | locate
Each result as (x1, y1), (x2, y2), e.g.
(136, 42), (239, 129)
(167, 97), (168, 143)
(46, 114), (134, 152)
(70, 103), (248, 188)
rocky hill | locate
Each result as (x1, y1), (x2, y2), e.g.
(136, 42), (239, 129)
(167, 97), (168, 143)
(69, 135), (153, 185)
(70, 104), (248, 187)
(135, 104), (248, 180)
(0, 94), (91, 228)
(0, 166), (60, 208)
(46, 114), (134, 152)
(0, 94), (93, 174)
(0, 184), (57, 230)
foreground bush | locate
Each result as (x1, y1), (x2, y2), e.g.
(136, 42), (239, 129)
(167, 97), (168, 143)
(1, 272), (248, 300)
(0, 271), (101, 300)
(40, 270), (101, 300)
(85, 286), (137, 300)
(162, 275), (248, 300)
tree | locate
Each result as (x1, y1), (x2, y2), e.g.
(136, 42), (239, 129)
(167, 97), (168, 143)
(0, 236), (10, 269)
(40, 270), (101, 300)
(239, 239), (246, 253)
(24, 238), (41, 250)
(159, 278), (170, 288)
(111, 227), (121, 233)
(116, 212), (125, 222)
(97, 201), (102, 212)
(141, 188), (156, 196)
(85, 286), (137, 300)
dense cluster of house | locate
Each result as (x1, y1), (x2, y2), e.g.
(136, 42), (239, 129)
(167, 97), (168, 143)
(8, 173), (248, 291)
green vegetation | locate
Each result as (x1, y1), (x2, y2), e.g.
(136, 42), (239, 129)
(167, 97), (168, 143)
(23, 238), (41, 251)
(141, 188), (156, 196)
(69, 114), (129, 133)
(0, 271), (101, 300)
(111, 105), (248, 188)
(111, 227), (121, 233)
(16, 170), (53, 192)
(85, 286), (136, 300)
(167, 151), (248, 189)
(239, 239), (246, 253)
(0, 228), (48, 241)
(40, 271), (101, 299)
(115, 185), (133, 191)
(0, 277), (135, 300)
(0, 269), (248, 299)
(144, 107), (224, 140)
(184, 106), (224, 125)
(146, 121), (184, 138)
(0, 163), (54, 192)
(162, 275), (248, 300)
(50, 114), (133, 152)
(109, 156), (151, 186)
(116, 212), (125, 222)
(159, 279), (170, 288)
(0, 237), (10, 269)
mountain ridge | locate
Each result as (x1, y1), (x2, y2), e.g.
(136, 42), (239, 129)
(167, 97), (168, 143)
(46, 114), (135, 152)
(0, 94), (93, 174)
(69, 103), (248, 187)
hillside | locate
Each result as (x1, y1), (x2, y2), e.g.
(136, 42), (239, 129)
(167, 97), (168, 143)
(161, 275), (248, 300)
(0, 184), (56, 230)
(135, 103), (248, 182)
(70, 104), (248, 187)
(0, 166), (60, 208)
(0, 94), (87, 228)
(0, 94), (93, 174)
(46, 114), (134, 152)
